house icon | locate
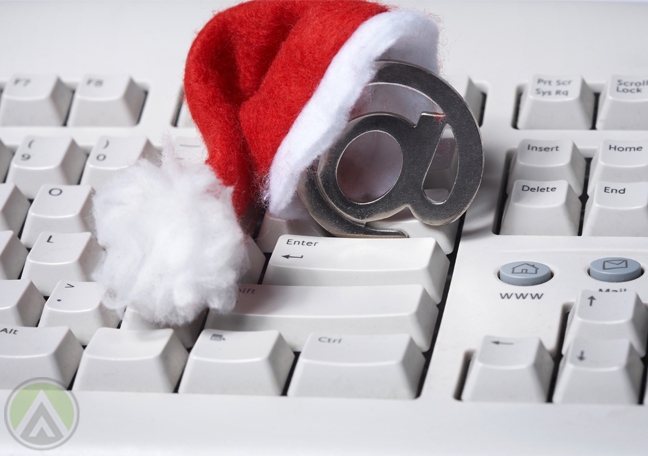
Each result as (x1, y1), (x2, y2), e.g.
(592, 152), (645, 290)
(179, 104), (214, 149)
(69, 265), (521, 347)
(511, 263), (539, 275)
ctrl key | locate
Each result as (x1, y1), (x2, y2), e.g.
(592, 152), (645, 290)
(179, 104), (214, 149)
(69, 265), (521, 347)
(288, 333), (424, 399)
(0, 326), (83, 389)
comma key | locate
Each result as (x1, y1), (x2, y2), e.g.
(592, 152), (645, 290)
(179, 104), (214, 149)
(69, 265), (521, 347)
(263, 235), (449, 304)
(39, 281), (120, 345)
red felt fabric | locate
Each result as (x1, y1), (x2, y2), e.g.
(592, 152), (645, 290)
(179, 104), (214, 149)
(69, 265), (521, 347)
(184, 0), (388, 217)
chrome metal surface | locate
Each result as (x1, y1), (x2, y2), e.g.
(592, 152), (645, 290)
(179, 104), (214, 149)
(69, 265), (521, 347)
(298, 62), (483, 237)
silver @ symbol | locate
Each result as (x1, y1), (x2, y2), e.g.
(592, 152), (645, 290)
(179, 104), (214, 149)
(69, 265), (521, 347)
(297, 62), (484, 238)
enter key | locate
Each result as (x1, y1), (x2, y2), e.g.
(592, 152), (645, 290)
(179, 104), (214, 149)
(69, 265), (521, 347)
(262, 235), (449, 303)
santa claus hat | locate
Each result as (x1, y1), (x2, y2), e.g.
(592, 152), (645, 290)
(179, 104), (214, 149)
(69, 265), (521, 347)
(92, 0), (440, 325)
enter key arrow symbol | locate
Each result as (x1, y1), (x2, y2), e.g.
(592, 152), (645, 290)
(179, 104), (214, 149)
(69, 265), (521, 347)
(282, 254), (304, 260)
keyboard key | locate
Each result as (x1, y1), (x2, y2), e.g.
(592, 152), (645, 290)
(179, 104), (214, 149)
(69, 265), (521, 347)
(178, 329), (294, 395)
(0, 280), (45, 326)
(22, 232), (103, 295)
(73, 328), (188, 393)
(563, 290), (648, 356)
(176, 101), (195, 128)
(597, 76), (648, 130)
(517, 75), (595, 129)
(39, 281), (120, 345)
(587, 140), (648, 194)
(507, 139), (586, 195)
(462, 336), (553, 402)
(0, 139), (10, 180)
(5, 136), (86, 199)
(498, 261), (552, 286)
(0, 183), (29, 235)
(288, 333), (424, 399)
(172, 136), (207, 165)
(121, 306), (205, 349)
(582, 182), (648, 236)
(0, 325), (83, 389)
(445, 75), (484, 122)
(263, 235), (449, 304)
(0, 74), (73, 126)
(500, 180), (580, 235)
(256, 211), (329, 254)
(206, 283), (437, 351)
(589, 257), (642, 283)
(68, 74), (146, 126)
(240, 237), (266, 285)
(367, 189), (459, 254)
(0, 231), (28, 280)
(21, 184), (93, 248)
(553, 338), (642, 404)
(80, 136), (160, 191)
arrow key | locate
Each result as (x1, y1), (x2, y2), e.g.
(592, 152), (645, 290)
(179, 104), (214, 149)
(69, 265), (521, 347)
(462, 336), (553, 402)
(563, 290), (648, 356)
(553, 338), (643, 404)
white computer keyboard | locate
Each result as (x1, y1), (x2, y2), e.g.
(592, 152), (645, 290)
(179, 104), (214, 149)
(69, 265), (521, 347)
(2, 0), (648, 454)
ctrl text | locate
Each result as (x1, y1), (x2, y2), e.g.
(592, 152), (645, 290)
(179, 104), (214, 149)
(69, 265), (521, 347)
(319, 337), (342, 344)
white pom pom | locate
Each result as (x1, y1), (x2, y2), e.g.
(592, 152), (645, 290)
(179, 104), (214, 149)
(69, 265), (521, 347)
(92, 151), (249, 326)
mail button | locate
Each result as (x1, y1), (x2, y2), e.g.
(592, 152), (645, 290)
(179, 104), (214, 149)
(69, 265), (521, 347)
(590, 257), (642, 283)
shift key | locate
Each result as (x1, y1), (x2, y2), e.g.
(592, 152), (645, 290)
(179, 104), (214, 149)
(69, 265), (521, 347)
(263, 235), (449, 303)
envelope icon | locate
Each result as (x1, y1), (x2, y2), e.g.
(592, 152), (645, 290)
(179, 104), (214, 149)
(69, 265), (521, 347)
(602, 259), (628, 270)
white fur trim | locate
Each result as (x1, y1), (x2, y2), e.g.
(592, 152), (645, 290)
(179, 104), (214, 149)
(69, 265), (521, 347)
(92, 149), (249, 326)
(266, 10), (439, 219)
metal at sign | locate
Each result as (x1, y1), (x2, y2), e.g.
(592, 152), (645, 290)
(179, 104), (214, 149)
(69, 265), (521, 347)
(297, 62), (484, 238)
